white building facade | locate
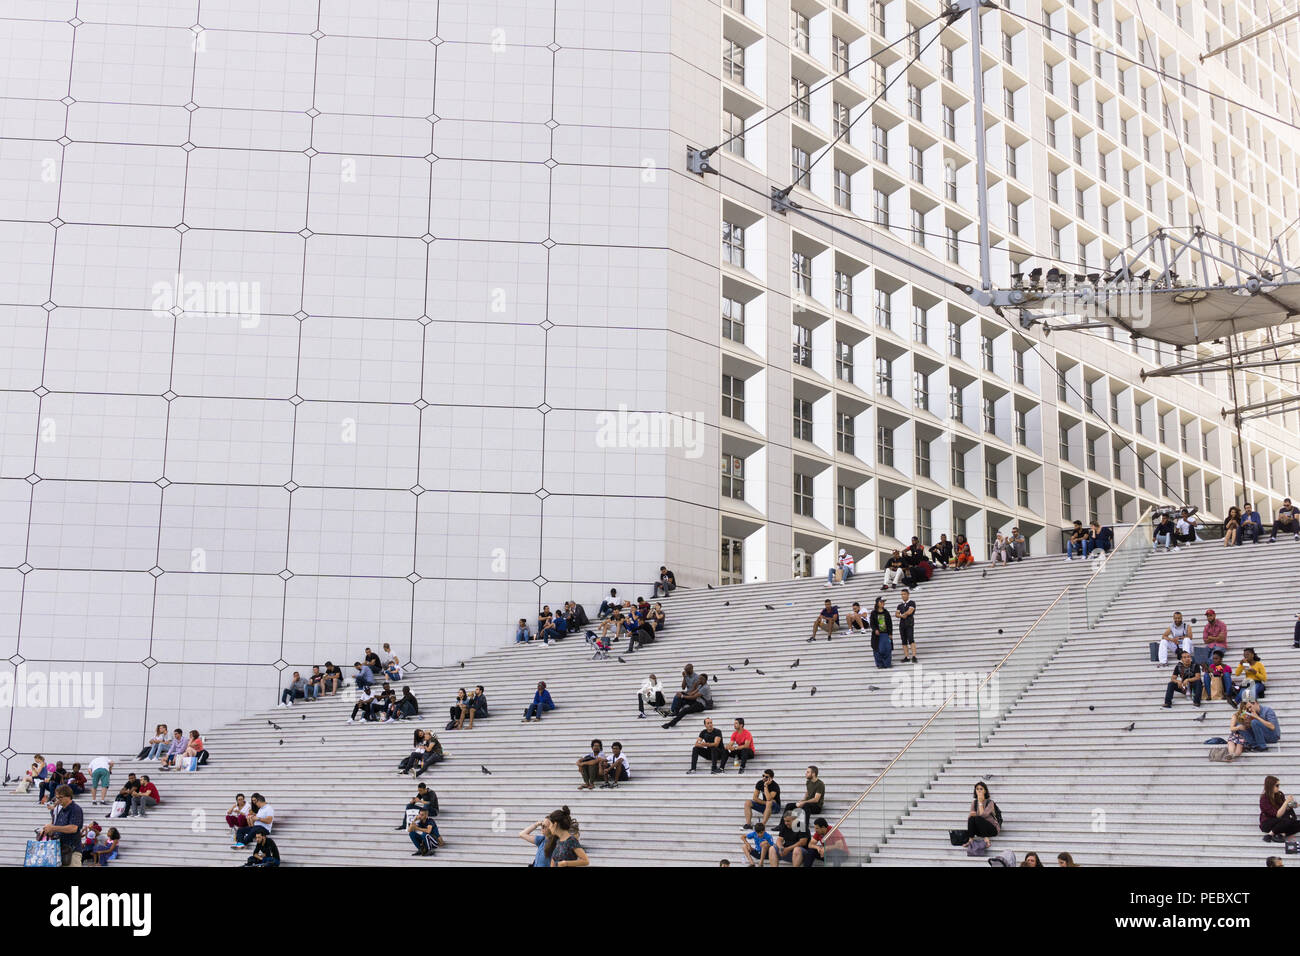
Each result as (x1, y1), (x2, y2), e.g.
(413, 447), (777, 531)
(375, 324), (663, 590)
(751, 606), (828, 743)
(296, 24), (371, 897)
(0, 0), (1297, 758)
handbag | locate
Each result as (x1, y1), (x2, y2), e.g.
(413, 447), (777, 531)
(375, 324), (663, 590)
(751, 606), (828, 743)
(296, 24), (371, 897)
(966, 837), (988, 856)
(24, 838), (61, 867)
(110, 799), (128, 818)
(1207, 746), (1230, 762)
(1209, 676), (1226, 700)
(948, 829), (968, 846)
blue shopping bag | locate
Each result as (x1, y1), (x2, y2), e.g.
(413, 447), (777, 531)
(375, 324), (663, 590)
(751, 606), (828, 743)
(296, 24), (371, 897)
(24, 838), (61, 867)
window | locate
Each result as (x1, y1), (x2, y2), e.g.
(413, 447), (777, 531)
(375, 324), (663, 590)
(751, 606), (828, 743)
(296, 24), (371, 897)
(792, 251), (812, 295)
(913, 370), (929, 411)
(791, 77), (810, 121)
(793, 472), (814, 517)
(722, 221), (745, 268)
(982, 397), (996, 434)
(877, 494), (895, 537)
(916, 504), (932, 543)
(941, 45), (954, 80)
(947, 320), (961, 358)
(1048, 170), (1060, 204)
(837, 485), (856, 527)
(1012, 349), (1024, 384)
(1017, 470), (1029, 507)
(951, 452), (965, 489)
(1072, 134), (1083, 166)
(876, 426), (894, 467)
(1002, 30), (1013, 63)
(1047, 117), (1057, 150)
(872, 124), (888, 162)
(1113, 453), (1122, 481)
(792, 324), (812, 367)
(1058, 431), (1069, 461)
(791, 10), (810, 52)
(1158, 415), (1167, 445)
(722, 111), (746, 157)
(874, 288), (892, 329)
(1075, 187), (1086, 219)
(1108, 391), (1119, 423)
(721, 454), (745, 499)
(722, 373), (745, 420)
(908, 84), (923, 121)
(870, 0), (885, 35)
(1057, 368), (1068, 401)
(1003, 87), (1016, 123)
(1014, 408), (1027, 444)
(985, 460), (998, 498)
(1005, 143), (1017, 179)
(1044, 62), (1055, 96)
(1086, 436), (1097, 470)
(911, 208), (924, 244)
(873, 188), (889, 227)
(792, 398), (813, 443)
(909, 145), (924, 183)
(949, 383), (963, 421)
(916, 438), (931, 478)
(722, 295), (744, 343)
(944, 162), (958, 201)
(834, 167), (851, 208)
(1050, 225), (1062, 260)
(912, 305), (928, 345)
(833, 101), (851, 141)
(980, 334), (994, 372)
(834, 270), (853, 312)
(1201, 431), (1209, 460)
(837, 411), (855, 454)
(1070, 81), (1080, 112)
(832, 35), (849, 72)
(792, 147), (811, 188)
(875, 356), (892, 397)
(942, 104), (956, 140)
(835, 339), (854, 382)
(724, 39), (746, 82)
(1134, 406), (1143, 434)
(946, 226), (959, 264)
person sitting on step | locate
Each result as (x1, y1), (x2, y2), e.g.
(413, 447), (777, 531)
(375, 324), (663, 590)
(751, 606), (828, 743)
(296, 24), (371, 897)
(845, 601), (867, 633)
(1259, 775), (1300, 843)
(638, 673), (666, 718)
(600, 741), (631, 789)
(407, 808), (440, 857)
(881, 550), (905, 590)
(718, 717), (755, 773)
(1087, 520), (1114, 558)
(741, 769), (781, 831)
(1242, 699), (1279, 752)
(1203, 650), (1235, 703)
(929, 533), (954, 568)
(1202, 609), (1229, 653)
(522, 681), (555, 722)
(1156, 611), (1193, 666)
(1162, 650), (1203, 708)
(771, 810), (808, 867)
(395, 782), (438, 831)
(652, 566), (677, 598)
(1234, 648), (1267, 702)
(953, 534), (974, 568)
(962, 781), (1000, 849)
(809, 600), (840, 642)
(662, 670), (712, 728)
(1153, 511), (1178, 551)
(597, 588), (620, 619)
(1222, 506), (1242, 548)
(577, 739), (607, 791)
(1239, 503), (1263, 544)
(1065, 519), (1091, 560)
(688, 717), (724, 774)
(1269, 498), (1299, 542)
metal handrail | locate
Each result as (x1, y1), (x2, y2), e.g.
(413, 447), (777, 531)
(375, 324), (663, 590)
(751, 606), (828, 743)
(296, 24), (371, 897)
(1083, 506), (1153, 588)
(828, 584), (1073, 839)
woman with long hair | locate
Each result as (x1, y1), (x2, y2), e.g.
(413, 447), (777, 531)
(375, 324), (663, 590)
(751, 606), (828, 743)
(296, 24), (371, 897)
(546, 806), (589, 867)
(870, 597), (893, 669)
(963, 781), (1000, 848)
(449, 688), (469, 730)
(1223, 506), (1241, 547)
(1020, 851), (1043, 867)
(953, 534), (974, 569)
(144, 725), (169, 761)
(225, 793), (250, 837)
(1260, 775), (1300, 842)
(520, 817), (553, 867)
(1057, 852), (1079, 866)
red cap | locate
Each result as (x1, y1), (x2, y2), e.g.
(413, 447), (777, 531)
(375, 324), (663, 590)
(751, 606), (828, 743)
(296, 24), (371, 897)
(1205, 609), (1215, 616)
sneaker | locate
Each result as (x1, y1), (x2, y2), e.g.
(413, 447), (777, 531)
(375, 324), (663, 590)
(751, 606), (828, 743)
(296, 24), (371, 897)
(230, 843), (246, 850)
(740, 823), (752, 831)
(637, 713), (646, 719)
(710, 768), (723, 775)
(685, 769), (695, 775)
(1161, 703), (1171, 709)
(346, 718), (356, 724)
(1064, 556), (1072, 562)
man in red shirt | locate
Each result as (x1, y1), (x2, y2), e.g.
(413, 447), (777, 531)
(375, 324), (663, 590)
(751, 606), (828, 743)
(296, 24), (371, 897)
(719, 717), (755, 773)
(131, 775), (161, 817)
(1202, 609), (1228, 652)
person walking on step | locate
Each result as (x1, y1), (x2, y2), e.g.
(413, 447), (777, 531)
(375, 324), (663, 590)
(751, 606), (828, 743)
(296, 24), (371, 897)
(741, 769), (781, 831)
(1259, 775), (1300, 843)
(962, 781), (1000, 849)
(663, 671), (712, 728)
(897, 589), (917, 663)
(688, 717), (724, 774)
(809, 600), (840, 642)
(638, 673), (666, 718)
(1163, 650), (1203, 708)
(1156, 611), (1193, 666)
(870, 597), (893, 669)
(718, 717), (755, 773)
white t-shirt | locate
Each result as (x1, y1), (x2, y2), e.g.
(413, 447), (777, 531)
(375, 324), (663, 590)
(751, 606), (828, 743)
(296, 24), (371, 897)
(842, 553), (855, 571)
(608, 753), (632, 777)
(253, 805), (274, 832)
(88, 757), (111, 774)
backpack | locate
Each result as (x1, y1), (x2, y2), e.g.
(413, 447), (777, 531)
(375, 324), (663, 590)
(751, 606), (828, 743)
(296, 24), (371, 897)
(966, 837), (988, 857)
(993, 804), (1004, 827)
(948, 829), (968, 846)
(987, 850), (1017, 867)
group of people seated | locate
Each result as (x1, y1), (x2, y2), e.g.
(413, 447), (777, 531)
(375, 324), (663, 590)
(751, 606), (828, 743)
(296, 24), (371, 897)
(1065, 519), (1115, 560)
(1220, 498), (1299, 546)
(225, 791), (279, 865)
(738, 767), (840, 867)
(279, 650), (396, 709)
(517, 601), (590, 645)
(396, 729), (445, 777)
(399, 782), (445, 857)
(878, 540), (935, 591)
(347, 682), (421, 723)
(1152, 507), (1204, 551)
(576, 739), (632, 790)
(592, 596), (667, 655)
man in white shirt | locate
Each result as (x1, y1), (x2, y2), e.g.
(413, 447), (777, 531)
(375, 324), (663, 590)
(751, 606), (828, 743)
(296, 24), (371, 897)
(637, 674), (666, 719)
(87, 756), (113, 806)
(826, 550), (854, 586)
(233, 793), (274, 847)
(1156, 611), (1193, 666)
(601, 742), (631, 789)
(1175, 509), (1199, 546)
(347, 686), (379, 723)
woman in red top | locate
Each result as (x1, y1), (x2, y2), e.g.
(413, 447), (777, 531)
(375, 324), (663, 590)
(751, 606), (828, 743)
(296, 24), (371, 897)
(1259, 775), (1300, 842)
(183, 730), (204, 759)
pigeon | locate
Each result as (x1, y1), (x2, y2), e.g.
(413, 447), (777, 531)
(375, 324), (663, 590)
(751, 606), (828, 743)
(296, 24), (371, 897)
(790, 659), (800, 668)
(1194, 712), (1208, 723)
(755, 669), (766, 675)
(764, 604), (775, 611)
(982, 569), (988, 579)
(997, 629), (1003, 635)
(707, 583), (714, 590)
(617, 656), (626, 663)
(810, 686), (817, 697)
(724, 601), (730, 606)
(301, 715), (306, 721)
(278, 739), (284, 746)
(727, 665), (736, 671)
(1122, 722), (1135, 732)
(459, 661), (465, 669)
(868, 684), (880, 691)
(320, 737), (325, 744)
(791, 681), (797, 690)
(269, 721), (282, 731)
(481, 766), (492, 775)
(743, 658), (750, 666)
(1088, 705), (1094, 711)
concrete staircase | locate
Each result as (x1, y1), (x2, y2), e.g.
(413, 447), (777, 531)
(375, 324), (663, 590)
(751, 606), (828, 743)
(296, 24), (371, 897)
(0, 556), (1092, 866)
(869, 538), (1300, 866)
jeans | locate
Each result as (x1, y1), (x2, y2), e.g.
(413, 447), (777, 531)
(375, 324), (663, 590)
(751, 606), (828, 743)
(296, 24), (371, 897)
(1154, 532), (1173, 549)
(305, 684), (321, 700)
(665, 699), (706, 727)
(280, 688), (304, 705)
(243, 855), (279, 867)
(873, 633), (893, 668)
(1067, 540), (1087, 557)
(1203, 671), (1234, 701)
(523, 701), (555, 720)
(1246, 719), (1280, 750)
(717, 747), (753, 771)
(1240, 522), (1261, 543)
(827, 568), (853, 584)
(234, 824), (269, 845)
(652, 580), (676, 598)
(1164, 679), (1202, 707)
(131, 794), (158, 816)
(515, 628), (531, 643)
(145, 742), (165, 760)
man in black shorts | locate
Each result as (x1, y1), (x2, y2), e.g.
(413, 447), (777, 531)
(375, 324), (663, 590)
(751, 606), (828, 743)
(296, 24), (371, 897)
(897, 589), (917, 663)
